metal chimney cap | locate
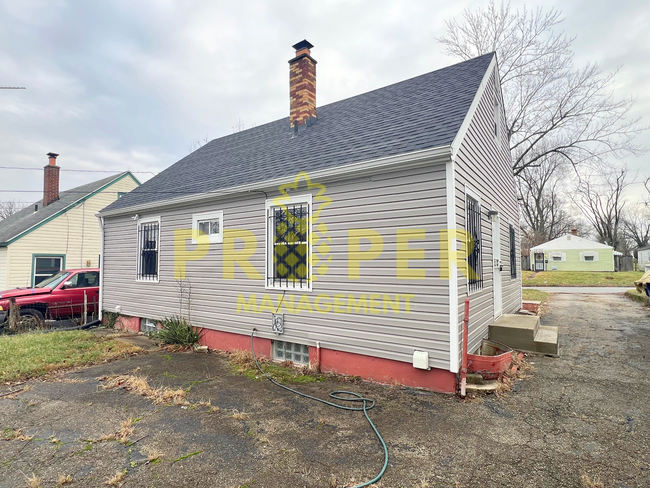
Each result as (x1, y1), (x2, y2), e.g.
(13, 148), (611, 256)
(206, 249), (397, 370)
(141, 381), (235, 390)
(46, 152), (59, 158)
(292, 40), (314, 51)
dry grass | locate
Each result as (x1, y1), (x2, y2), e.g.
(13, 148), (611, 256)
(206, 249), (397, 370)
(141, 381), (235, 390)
(97, 373), (188, 406)
(2, 428), (33, 441)
(580, 473), (604, 488)
(106, 469), (127, 486)
(232, 409), (247, 421)
(56, 474), (73, 486)
(229, 349), (325, 384)
(142, 445), (163, 464)
(25, 474), (41, 488)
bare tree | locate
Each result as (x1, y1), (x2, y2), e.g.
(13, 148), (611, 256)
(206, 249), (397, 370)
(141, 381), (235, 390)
(623, 204), (650, 251)
(0, 200), (27, 220)
(438, 1), (646, 176)
(517, 153), (582, 247)
(188, 133), (209, 154)
(572, 166), (630, 250)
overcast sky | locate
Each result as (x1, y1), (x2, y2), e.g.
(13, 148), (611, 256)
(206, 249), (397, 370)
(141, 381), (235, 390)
(0, 0), (648, 205)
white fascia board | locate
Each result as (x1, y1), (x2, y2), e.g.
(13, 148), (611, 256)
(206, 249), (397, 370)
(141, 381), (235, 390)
(98, 145), (452, 218)
(450, 54), (497, 160)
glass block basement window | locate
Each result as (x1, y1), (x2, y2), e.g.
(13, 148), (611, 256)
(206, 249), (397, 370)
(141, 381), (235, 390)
(141, 318), (158, 335)
(273, 341), (310, 365)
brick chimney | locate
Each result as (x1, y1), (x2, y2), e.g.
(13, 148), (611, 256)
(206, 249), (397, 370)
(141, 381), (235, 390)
(571, 228), (578, 236)
(289, 40), (317, 129)
(43, 152), (60, 207)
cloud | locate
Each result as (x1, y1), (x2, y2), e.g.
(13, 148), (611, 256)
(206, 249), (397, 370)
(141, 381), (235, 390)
(0, 0), (647, 205)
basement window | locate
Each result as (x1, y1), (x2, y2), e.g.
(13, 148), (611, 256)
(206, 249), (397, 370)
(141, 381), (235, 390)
(273, 340), (310, 365)
(141, 318), (158, 335)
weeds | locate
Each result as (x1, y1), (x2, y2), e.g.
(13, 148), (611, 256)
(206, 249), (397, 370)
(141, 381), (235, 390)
(229, 349), (325, 384)
(24, 474), (41, 488)
(580, 473), (604, 488)
(106, 469), (127, 486)
(97, 373), (188, 406)
(173, 450), (202, 463)
(56, 474), (73, 486)
(2, 428), (33, 441)
(232, 409), (247, 421)
(155, 315), (202, 347)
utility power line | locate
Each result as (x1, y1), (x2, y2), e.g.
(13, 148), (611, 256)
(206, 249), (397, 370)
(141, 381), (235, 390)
(0, 166), (157, 174)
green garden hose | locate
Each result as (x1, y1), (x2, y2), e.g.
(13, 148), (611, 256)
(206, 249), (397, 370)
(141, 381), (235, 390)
(250, 329), (388, 487)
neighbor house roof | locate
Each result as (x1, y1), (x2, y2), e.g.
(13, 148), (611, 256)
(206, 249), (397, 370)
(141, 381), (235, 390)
(638, 245), (650, 251)
(0, 172), (139, 246)
(101, 53), (495, 214)
(531, 235), (622, 255)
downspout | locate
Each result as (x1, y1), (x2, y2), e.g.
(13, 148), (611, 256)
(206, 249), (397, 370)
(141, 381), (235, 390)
(460, 298), (470, 398)
(98, 215), (104, 322)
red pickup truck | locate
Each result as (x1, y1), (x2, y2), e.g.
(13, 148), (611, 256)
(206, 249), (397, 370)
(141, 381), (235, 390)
(0, 268), (100, 326)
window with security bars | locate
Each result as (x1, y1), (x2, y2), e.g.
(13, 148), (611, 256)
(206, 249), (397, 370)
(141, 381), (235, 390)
(273, 340), (310, 365)
(509, 224), (517, 279)
(137, 220), (159, 281)
(268, 202), (310, 288)
(465, 195), (483, 292)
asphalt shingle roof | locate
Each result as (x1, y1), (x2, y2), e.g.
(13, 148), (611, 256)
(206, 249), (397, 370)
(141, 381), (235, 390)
(103, 53), (494, 213)
(0, 173), (131, 245)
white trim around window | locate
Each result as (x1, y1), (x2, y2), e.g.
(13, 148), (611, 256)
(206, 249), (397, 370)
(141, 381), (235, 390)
(265, 194), (313, 292)
(192, 210), (223, 244)
(136, 216), (161, 283)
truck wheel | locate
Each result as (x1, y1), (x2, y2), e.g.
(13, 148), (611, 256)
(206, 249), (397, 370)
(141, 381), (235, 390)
(19, 309), (45, 330)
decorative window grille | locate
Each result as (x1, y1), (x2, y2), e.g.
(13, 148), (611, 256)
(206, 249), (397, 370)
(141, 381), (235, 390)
(465, 195), (483, 292)
(267, 202), (310, 288)
(273, 340), (310, 365)
(509, 224), (517, 279)
(137, 220), (159, 280)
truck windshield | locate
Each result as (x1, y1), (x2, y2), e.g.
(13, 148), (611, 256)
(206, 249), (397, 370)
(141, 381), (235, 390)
(34, 271), (71, 289)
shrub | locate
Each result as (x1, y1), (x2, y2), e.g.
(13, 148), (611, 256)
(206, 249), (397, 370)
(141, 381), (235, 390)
(156, 315), (202, 347)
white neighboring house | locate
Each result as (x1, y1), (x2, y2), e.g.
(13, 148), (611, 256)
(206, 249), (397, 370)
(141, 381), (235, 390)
(638, 246), (650, 268)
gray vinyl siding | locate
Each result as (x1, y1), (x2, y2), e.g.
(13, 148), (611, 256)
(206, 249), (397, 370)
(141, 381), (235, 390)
(103, 164), (452, 370)
(453, 64), (522, 359)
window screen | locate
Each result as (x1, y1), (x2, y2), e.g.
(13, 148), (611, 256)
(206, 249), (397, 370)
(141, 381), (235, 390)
(465, 195), (483, 292)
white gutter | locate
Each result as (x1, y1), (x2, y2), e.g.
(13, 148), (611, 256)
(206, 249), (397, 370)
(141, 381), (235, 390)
(98, 145), (453, 218)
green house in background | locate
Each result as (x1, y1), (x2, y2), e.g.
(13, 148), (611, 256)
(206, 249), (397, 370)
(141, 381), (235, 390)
(530, 232), (622, 272)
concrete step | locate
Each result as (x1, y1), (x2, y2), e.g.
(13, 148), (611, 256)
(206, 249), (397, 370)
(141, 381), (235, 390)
(534, 325), (559, 356)
(465, 380), (500, 392)
(489, 314), (540, 351)
(488, 314), (559, 356)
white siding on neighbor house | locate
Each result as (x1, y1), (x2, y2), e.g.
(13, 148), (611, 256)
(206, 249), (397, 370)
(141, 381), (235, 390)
(103, 164), (454, 370)
(0, 247), (7, 290)
(4, 176), (139, 289)
(452, 63), (522, 360)
(639, 250), (650, 266)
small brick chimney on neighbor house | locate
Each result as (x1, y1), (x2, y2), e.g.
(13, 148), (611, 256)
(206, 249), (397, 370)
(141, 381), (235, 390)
(289, 40), (317, 129)
(571, 228), (578, 236)
(43, 152), (60, 207)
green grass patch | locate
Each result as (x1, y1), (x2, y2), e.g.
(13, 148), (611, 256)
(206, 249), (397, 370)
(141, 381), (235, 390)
(522, 289), (549, 302)
(0, 331), (142, 383)
(522, 270), (642, 287)
(173, 451), (202, 463)
(625, 289), (649, 306)
(229, 350), (326, 384)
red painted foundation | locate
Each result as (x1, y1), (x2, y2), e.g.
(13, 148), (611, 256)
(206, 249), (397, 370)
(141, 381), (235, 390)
(111, 315), (456, 393)
(107, 315), (141, 333)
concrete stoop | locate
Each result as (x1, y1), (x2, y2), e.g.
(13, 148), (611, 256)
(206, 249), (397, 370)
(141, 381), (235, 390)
(488, 314), (559, 357)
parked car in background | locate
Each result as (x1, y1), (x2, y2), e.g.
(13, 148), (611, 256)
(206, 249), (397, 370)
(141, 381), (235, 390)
(0, 268), (100, 326)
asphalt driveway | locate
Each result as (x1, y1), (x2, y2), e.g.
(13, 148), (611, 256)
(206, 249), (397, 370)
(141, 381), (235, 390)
(1, 294), (649, 487)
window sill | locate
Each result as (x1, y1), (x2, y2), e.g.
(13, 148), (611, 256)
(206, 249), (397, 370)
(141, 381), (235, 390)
(265, 283), (313, 293)
(136, 277), (160, 283)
